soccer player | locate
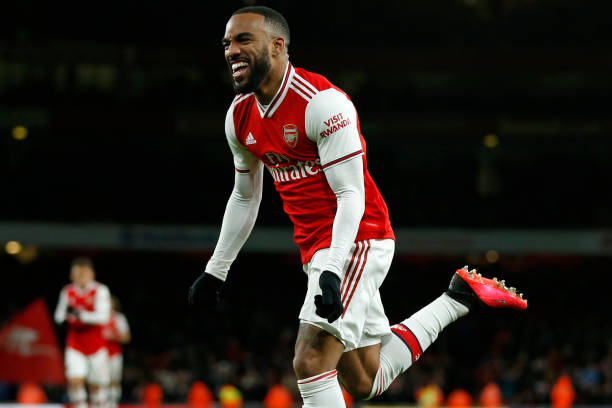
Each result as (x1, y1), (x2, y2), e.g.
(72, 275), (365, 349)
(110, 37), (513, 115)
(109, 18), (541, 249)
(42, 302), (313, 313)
(54, 257), (111, 408)
(103, 295), (131, 408)
(188, 6), (528, 407)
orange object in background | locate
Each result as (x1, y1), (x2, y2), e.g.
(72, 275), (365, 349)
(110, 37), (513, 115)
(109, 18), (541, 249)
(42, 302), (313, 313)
(16, 381), (47, 404)
(416, 383), (444, 407)
(219, 384), (243, 408)
(187, 381), (214, 408)
(479, 382), (503, 407)
(446, 388), (473, 407)
(263, 384), (293, 408)
(142, 382), (163, 406)
(551, 374), (576, 408)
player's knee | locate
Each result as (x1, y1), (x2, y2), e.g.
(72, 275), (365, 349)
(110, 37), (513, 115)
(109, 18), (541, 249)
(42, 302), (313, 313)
(293, 352), (318, 378)
(342, 374), (374, 400)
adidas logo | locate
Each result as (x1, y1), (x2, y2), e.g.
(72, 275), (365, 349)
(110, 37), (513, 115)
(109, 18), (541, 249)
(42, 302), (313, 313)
(246, 133), (257, 145)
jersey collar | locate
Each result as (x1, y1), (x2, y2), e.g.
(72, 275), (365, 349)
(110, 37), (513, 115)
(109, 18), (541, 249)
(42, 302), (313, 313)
(256, 62), (294, 119)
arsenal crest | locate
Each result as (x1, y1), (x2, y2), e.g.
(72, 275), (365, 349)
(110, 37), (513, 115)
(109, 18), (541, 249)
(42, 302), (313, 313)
(282, 124), (299, 148)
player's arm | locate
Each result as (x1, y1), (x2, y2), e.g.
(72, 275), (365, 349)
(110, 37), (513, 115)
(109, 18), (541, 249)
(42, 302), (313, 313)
(305, 88), (365, 322)
(79, 285), (111, 324)
(188, 103), (263, 306)
(116, 313), (131, 343)
(54, 288), (68, 324)
(307, 88), (365, 275)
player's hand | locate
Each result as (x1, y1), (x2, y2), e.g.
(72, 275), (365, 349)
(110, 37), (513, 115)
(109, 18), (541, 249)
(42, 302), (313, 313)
(315, 270), (344, 323)
(188, 272), (224, 307)
(66, 305), (81, 321)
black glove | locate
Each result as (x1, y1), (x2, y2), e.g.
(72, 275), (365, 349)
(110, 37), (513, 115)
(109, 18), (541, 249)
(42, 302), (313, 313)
(188, 272), (225, 307)
(315, 271), (344, 323)
(66, 305), (81, 321)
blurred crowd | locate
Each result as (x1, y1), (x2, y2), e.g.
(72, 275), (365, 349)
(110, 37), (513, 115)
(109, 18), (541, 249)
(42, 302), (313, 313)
(2, 252), (610, 406)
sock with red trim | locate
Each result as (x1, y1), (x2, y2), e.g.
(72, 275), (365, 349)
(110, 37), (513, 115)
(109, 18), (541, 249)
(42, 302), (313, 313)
(297, 369), (346, 408)
(367, 293), (469, 399)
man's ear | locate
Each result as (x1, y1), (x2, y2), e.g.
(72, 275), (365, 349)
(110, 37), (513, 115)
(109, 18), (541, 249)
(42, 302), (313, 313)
(271, 37), (286, 57)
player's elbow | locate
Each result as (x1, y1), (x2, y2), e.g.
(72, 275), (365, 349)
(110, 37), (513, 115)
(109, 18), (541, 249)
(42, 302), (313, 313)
(231, 186), (254, 202)
(339, 188), (365, 217)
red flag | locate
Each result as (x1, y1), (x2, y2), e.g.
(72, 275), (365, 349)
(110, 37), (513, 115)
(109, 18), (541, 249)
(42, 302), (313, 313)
(0, 298), (65, 384)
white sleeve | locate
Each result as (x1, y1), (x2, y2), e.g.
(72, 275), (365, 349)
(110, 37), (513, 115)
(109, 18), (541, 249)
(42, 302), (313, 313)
(305, 89), (366, 276)
(79, 285), (111, 325)
(54, 288), (68, 324)
(305, 88), (363, 169)
(204, 104), (263, 281)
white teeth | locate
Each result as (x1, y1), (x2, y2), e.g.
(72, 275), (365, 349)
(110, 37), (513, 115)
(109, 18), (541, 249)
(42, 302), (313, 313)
(232, 62), (248, 72)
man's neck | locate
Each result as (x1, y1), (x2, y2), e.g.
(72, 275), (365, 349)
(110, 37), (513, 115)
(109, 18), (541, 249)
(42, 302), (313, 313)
(254, 60), (288, 105)
(76, 281), (92, 290)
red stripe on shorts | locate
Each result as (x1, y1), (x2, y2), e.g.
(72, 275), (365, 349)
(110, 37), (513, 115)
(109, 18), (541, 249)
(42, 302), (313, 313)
(341, 242), (364, 303)
(342, 240), (371, 318)
(340, 243), (361, 296)
(391, 323), (423, 363)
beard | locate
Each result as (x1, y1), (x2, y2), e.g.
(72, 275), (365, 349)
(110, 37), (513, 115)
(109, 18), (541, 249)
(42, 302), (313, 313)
(232, 47), (271, 94)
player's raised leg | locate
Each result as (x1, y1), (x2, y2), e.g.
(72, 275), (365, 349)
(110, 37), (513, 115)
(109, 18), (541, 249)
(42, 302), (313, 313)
(355, 266), (528, 400)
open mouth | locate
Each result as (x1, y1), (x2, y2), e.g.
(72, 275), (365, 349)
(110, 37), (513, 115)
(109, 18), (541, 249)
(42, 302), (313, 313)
(231, 61), (249, 81)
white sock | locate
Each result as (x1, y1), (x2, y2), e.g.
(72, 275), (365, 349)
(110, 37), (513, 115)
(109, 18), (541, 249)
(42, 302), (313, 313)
(110, 385), (121, 408)
(297, 369), (346, 408)
(90, 387), (109, 408)
(68, 385), (87, 408)
(368, 294), (469, 399)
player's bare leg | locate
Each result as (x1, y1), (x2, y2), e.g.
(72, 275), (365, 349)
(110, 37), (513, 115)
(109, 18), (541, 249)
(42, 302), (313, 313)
(294, 323), (346, 407)
(67, 378), (88, 408)
(336, 344), (381, 399)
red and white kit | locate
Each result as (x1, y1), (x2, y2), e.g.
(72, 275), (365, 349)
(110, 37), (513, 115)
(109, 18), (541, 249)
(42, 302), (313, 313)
(103, 311), (130, 382)
(54, 281), (111, 384)
(206, 62), (396, 349)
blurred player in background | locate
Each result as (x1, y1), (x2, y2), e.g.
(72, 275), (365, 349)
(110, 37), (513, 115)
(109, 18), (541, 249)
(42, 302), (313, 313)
(189, 6), (528, 407)
(54, 257), (111, 408)
(103, 295), (131, 408)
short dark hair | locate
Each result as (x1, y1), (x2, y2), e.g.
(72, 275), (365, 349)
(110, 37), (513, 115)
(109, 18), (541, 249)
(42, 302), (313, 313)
(232, 6), (290, 46)
(71, 257), (94, 269)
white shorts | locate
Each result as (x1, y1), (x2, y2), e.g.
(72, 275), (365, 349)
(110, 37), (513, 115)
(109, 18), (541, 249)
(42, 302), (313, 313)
(65, 347), (110, 386)
(299, 239), (394, 351)
(109, 355), (123, 383)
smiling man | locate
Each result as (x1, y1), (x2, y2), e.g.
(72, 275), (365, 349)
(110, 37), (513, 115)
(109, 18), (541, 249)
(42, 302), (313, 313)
(188, 6), (528, 407)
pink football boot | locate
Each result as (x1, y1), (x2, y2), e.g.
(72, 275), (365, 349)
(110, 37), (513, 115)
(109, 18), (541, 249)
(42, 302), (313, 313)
(446, 266), (528, 310)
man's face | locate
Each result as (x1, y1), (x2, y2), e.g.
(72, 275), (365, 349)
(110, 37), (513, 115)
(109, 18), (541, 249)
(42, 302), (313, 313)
(223, 13), (272, 94)
(70, 265), (94, 287)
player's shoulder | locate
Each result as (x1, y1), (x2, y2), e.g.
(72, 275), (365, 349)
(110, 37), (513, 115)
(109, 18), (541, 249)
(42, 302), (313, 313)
(292, 67), (335, 93)
(293, 67), (350, 105)
(91, 280), (110, 293)
(229, 93), (254, 111)
(62, 283), (75, 293)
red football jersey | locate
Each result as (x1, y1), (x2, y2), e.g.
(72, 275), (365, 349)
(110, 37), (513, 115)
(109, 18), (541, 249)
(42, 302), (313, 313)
(227, 63), (394, 263)
(55, 282), (110, 355)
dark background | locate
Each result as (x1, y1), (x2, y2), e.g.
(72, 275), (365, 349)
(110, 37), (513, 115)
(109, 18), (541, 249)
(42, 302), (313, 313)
(2, 0), (611, 405)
